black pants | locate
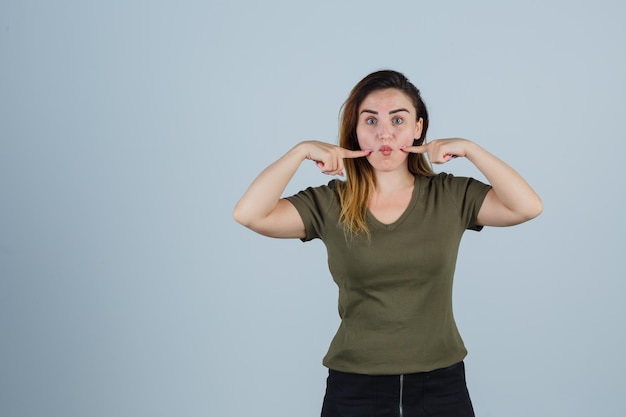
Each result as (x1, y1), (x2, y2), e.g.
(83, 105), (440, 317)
(321, 361), (475, 417)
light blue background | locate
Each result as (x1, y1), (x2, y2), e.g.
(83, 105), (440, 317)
(1, 1), (624, 416)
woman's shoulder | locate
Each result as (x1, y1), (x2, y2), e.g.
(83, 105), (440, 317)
(418, 172), (489, 195)
(417, 171), (454, 186)
(419, 171), (480, 184)
(287, 179), (342, 202)
(302, 178), (342, 192)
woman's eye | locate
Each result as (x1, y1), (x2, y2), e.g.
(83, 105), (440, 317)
(392, 117), (404, 125)
(366, 118), (376, 125)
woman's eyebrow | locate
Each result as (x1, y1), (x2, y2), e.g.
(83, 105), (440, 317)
(360, 108), (410, 115)
(389, 108), (410, 114)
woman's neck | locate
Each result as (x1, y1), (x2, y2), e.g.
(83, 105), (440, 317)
(372, 169), (415, 195)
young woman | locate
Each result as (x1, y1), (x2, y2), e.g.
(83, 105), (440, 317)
(233, 70), (542, 417)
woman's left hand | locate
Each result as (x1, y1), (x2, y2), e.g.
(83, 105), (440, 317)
(400, 138), (470, 164)
(402, 137), (543, 226)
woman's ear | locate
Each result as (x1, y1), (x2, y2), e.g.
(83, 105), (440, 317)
(414, 118), (424, 140)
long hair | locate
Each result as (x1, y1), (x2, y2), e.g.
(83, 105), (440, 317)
(338, 70), (435, 236)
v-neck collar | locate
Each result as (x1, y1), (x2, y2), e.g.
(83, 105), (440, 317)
(366, 176), (420, 231)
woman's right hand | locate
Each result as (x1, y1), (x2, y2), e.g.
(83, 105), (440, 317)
(233, 141), (370, 238)
(299, 141), (372, 176)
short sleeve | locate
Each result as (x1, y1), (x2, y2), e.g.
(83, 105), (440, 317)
(284, 180), (342, 242)
(440, 173), (492, 231)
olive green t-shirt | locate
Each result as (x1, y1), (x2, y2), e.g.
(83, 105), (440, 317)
(286, 173), (491, 375)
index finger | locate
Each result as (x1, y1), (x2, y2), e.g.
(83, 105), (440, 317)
(341, 149), (373, 159)
(400, 143), (429, 154)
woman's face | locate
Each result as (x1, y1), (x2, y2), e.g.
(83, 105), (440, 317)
(356, 88), (422, 173)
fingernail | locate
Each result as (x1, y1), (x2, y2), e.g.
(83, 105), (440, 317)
(365, 148), (373, 152)
(399, 146), (407, 149)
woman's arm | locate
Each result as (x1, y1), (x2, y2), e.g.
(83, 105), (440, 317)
(233, 141), (370, 238)
(402, 138), (543, 226)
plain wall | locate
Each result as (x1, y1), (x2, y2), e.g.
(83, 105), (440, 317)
(1, 1), (625, 416)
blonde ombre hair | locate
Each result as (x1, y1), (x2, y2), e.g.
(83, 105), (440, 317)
(338, 70), (435, 236)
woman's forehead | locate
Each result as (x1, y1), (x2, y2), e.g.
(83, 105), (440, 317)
(359, 89), (415, 112)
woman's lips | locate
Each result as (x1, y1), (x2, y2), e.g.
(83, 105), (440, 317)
(379, 145), (393, 155)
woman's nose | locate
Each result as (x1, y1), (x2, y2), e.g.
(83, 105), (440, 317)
(376, 123), (392, 140)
